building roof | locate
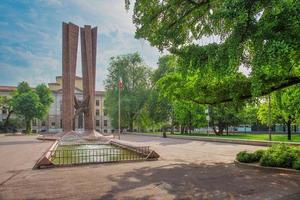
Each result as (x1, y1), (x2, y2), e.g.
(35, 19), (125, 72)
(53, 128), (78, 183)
(56, 76), (82, 80)
(0, 86), (17, 92)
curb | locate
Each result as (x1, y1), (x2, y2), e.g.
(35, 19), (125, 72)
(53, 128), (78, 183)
(234, 160), (300, 174)
(125, 132), (300, 147)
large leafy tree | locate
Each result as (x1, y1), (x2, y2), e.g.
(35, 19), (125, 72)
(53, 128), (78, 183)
(104, 53), (151, 131)
(258, 86), (300, 140)
(144, 56), (175, 132)
(128, 0), (300, 104)
(11, 82), (53, 134)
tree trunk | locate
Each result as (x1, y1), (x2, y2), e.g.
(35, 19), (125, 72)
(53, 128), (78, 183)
(287, 120), (292, 141)
(25, 119), (32, 134)
(4, 110), (13, 129)
(171, 125), (174, 135)
(226, 124), (229, 135)
(162, 127), (167, 138)
(129, 120), (134, 132)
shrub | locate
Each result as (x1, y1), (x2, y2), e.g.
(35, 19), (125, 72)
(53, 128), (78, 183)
(260, 144), (300, 169)
(253, 149), (265, 161)
(236, 149), (265, 163)
(292, 158), (300, 170)
(236, 151), (256, 163)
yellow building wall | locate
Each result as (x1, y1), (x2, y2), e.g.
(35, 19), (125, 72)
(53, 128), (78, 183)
(48, 76), (83, 91)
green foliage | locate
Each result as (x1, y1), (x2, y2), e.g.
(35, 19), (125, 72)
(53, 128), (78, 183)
(172, 100), (206, 133)
(144, 56), (176, 129)
(260, 144), (300, 168)
(236, 149), (265, 163)
(236, 151), (258, 163)
(253, 149), (265, 161)
(0, 95), (14, 130)
(237, 145), (300, 170)
(238, 102), (259, 126)
(209, 102), (244, 135)
(292, 158), (300, 170)
(258, 85), (300, 140)
(104, 53), (151, 131)
(130, 0), (300, 104)
(11, 82), (53, 134)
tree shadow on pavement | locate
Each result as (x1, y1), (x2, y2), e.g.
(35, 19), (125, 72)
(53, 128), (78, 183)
(98, 163), (300, 200)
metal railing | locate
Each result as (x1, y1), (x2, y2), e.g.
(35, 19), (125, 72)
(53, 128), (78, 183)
(50, 146), (150, 166)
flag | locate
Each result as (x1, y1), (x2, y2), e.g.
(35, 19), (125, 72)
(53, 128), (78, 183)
(118, 77), (123, 89)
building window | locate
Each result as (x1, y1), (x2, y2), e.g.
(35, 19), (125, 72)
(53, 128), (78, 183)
(51, 122), (55, 127)
(104, 109), (107, 116)
(2, 109), (7, 114)
(104, 129), (107, 133)
(104, 120), (107, 127)
(32, 119), (37, 126)
(96, 109), (99, 116)
(96, 120), (100, 126)
(42, 121), (46, 126)
(96, 100), (99, 106)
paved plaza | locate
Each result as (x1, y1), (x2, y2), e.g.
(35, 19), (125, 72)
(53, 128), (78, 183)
(0, 134), (299, 200)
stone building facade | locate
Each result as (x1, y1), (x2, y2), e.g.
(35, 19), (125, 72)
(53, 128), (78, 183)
(0, 76), (113, 133)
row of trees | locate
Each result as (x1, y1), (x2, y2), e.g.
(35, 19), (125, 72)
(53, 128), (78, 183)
(104, 53), (300, 140)
(0, 82), (53, 134)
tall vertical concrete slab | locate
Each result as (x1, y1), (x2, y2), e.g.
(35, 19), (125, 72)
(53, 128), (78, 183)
(62, 22), (79, 133)
(80, 25), (97, 132)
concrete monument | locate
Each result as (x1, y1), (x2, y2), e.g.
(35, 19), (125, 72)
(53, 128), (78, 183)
(61, 22), (103, 139)
(62, 22), (79, 134)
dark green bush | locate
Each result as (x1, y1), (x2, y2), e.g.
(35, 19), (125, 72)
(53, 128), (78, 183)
(236, 149), (265, 163)
(260, 144), (300, 169)
(292, 158), (300, 170)
(253, 149), (265, 161)
(236, 151), (256, 163)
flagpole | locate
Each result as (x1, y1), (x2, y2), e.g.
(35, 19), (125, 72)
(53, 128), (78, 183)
(118, 79), (121, 140)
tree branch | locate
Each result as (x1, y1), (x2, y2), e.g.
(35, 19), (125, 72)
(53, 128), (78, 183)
(183, 76), (300, 104)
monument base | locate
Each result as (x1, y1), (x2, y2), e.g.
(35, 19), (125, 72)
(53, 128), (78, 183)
(81, 129), (113, 141)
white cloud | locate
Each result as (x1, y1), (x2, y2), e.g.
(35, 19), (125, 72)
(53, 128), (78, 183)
(0, 0), (161, 91)
(69, 0), (135, 34)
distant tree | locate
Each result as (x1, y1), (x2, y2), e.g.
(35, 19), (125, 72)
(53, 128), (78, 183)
(146, 90), (172, 133)
(145, 55), (176, 134)
(0, 96), (14, 131)
(258, 86), (300, 140)
(210, 102), (244, 135)
(173, 100), (206, 134)
(35, 84), (54, 115)
(238, 102), (260, 131)
(11, 82), (53, 134)
(104, 53), (151, 131)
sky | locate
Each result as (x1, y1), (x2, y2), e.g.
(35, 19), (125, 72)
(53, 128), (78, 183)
(0, 0), (161, 90)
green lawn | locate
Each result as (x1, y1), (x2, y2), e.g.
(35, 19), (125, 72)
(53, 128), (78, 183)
(141, 132), (300, 142)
